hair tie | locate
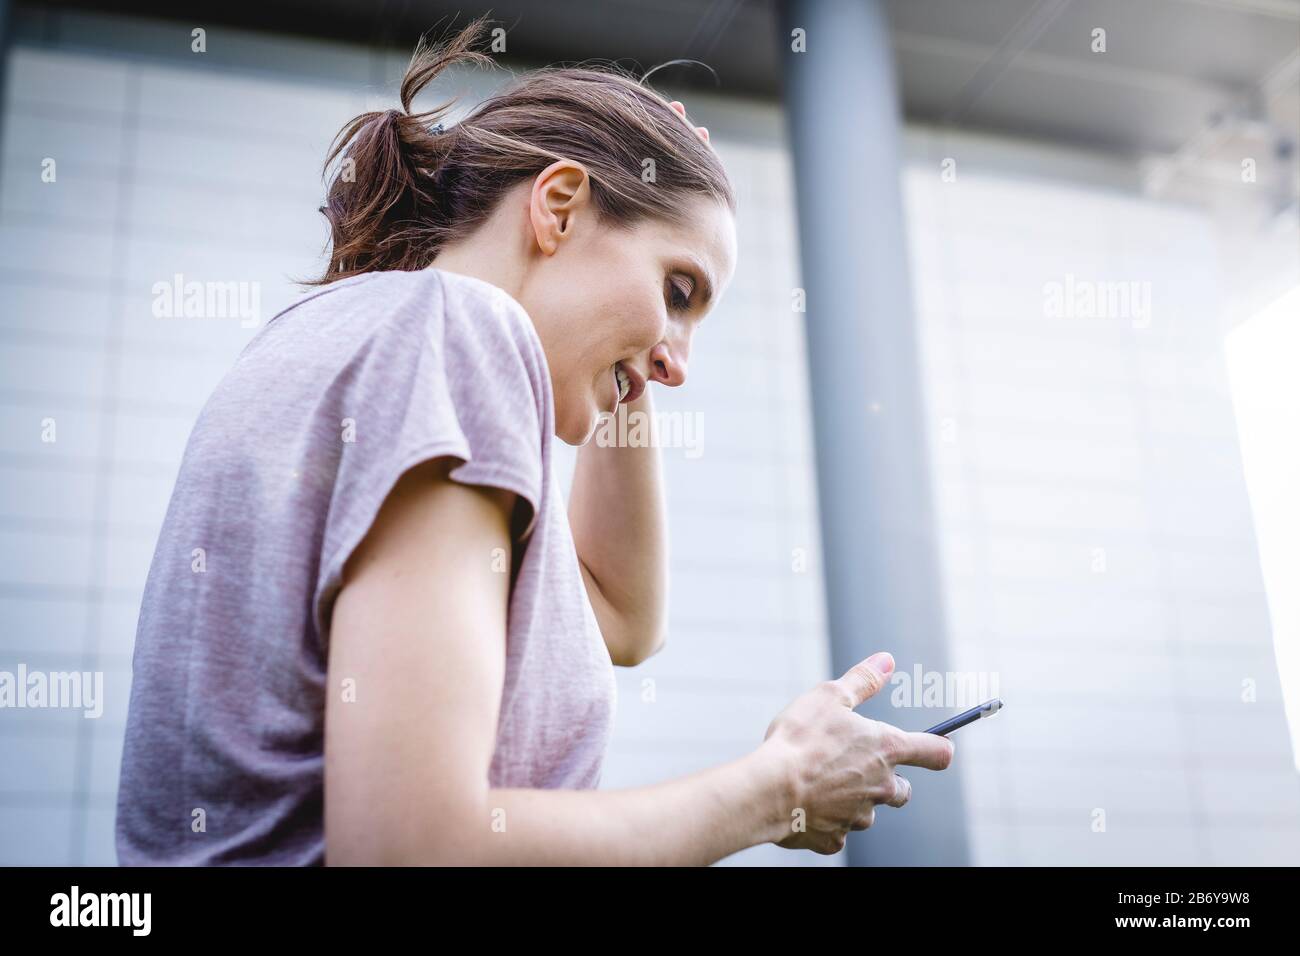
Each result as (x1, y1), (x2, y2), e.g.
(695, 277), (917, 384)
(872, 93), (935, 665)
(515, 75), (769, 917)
(430, 122), (446, 134)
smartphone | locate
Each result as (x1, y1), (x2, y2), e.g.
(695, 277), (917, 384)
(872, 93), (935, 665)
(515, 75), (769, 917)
(923, 698), (1003, 736)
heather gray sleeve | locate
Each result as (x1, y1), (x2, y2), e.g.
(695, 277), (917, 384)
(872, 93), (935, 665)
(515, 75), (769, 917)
(311, 272), (547, 646)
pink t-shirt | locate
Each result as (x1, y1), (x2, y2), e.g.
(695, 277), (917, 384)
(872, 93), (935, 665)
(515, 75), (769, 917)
(116, 267), (617, 865)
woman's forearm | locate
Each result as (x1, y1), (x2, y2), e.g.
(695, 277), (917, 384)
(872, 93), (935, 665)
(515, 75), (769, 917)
(569, 389), (669, 665)
(462, 740), (794, 865)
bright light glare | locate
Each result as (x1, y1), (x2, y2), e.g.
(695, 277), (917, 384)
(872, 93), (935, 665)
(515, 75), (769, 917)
(1225, 284), (1300, 772)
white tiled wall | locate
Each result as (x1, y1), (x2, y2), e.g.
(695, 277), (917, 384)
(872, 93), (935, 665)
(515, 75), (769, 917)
(903, 138), (1300, 864)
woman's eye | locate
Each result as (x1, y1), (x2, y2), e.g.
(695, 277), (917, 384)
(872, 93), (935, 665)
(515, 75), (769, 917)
(667, 278), (692, 311)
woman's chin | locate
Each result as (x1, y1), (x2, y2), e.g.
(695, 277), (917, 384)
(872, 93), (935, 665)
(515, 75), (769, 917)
(555, 408), (599, 446)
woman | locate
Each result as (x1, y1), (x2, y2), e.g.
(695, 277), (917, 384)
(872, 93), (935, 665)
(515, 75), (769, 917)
(115, 17), (954, 866)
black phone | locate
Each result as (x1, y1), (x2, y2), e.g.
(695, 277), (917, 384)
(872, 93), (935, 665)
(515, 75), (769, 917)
(923, 698), (1003, 736)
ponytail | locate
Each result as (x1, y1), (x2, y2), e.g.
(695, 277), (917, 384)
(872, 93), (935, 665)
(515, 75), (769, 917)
(311, 18), (491, 283)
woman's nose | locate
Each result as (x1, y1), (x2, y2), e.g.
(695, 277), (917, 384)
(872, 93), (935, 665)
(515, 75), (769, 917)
(649, 339), (688, 387)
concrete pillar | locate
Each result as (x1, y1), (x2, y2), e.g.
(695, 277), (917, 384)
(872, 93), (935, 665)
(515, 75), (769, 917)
(777, 0), (971, 866)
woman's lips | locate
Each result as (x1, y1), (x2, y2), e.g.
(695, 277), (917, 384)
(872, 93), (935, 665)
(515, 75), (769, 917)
(606, 362), (647, 415)
(616, 361), (646, 405)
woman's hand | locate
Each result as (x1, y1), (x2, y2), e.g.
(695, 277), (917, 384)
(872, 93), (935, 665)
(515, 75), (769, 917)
(761, 652), (956, 854)
(668, 100), (709, 143)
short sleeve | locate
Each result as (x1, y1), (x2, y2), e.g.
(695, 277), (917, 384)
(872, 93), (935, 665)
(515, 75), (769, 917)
(311, 269), (549, 646)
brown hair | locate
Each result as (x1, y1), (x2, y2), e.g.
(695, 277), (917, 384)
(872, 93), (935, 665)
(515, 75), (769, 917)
(310, 15), (736, 285)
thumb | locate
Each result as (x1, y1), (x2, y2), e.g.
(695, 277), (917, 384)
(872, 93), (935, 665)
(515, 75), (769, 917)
(833, 652), (895, 709)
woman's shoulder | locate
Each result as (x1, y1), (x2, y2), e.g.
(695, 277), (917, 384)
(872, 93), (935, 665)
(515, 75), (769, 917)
(253, 269), (542, 376)
(342, 269), (554, 444)
(425, 268), (543, 356)
(315, 268), (544, 366)
(418, 269), (551, 406)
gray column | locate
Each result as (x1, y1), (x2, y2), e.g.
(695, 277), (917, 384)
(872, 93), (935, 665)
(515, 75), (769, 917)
(777, 0), (971, 866)
(0, 0), (9, 164)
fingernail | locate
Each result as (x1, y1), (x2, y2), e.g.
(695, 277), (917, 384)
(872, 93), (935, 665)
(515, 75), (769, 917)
(866, 652), (894, 675)
(699, 126), (709, 139)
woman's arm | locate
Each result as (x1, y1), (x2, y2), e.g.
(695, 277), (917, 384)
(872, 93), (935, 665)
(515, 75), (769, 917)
(568, 389), (668, 667)
(324, 455), (792, 865)
(569, 99), (707, 667)
(324, 456), (955, 864)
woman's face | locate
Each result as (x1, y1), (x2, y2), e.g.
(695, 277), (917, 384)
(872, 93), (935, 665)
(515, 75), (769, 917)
(517, 163), (737, 445)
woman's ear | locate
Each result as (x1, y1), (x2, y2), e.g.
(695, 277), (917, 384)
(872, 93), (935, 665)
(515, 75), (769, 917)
(529, 160), (592, 254)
